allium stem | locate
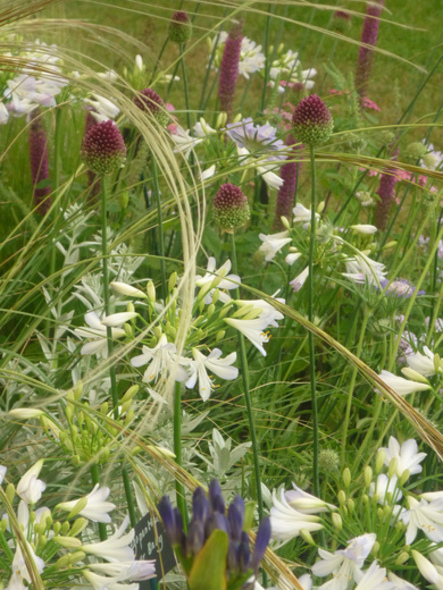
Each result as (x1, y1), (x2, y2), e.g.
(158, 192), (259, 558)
(174, 381), (188, 527)
(90, 463), (107, 541)
(355, 0), (385, 99)
(149, 36), (169, 85)
(29, 108), (51, 216)
(218, 20), (243, 120)
(230, 232), (264, 523)
(308, 145), (320, 498)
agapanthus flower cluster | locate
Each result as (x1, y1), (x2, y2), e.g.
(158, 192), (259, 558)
(267, 46), (317, 94)
(209, 31), (266, 80)
(267, 435), (443, 589)
(0, 462), (155, 590)
(158, 479), (270, 590)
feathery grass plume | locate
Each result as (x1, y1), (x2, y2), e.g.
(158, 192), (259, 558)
(29, 108), (51, 216)
(375, 148), (399, 231)
(218, 20), (243, 121)
(81, 120), (126, 175)
(355, 0), (385, 99)
(84, 110), (101, 203)
(292, 94), (333, 147)
(168, 10), (192, 44)
(272, 135), (302, 230)
(213, 183), (250, 231)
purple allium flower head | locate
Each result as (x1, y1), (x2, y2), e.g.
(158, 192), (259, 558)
(29, 108), (51, 215)
(213, 183), (250, 231)
(134, 88), (168, 126)
(81, 119), (126, 175)
(273, 134), (303, 230)
(218, 20), (243, 120)
(355, 0), (385, 98)
(292, 94), (334, 146)
(375, 147), (398, 231)
(168, 11), (192, 44)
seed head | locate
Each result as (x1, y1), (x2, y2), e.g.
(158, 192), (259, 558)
(168, 11), (192, 44)
(292, 94), (333, 146)
(213, 183), (250, 231)
(81, 120), (126, 175)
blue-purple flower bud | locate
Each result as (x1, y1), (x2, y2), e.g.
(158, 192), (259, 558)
(209, 479), (225, 513)
(186, 518), (205, 556)
(192, 486), (210, 524)
(252, 517), (271, 573)
(158, 496), (185, 546)
(205, 512), (229, 538)
(227, 498), (244, 542)
(238, 531), (251, 573)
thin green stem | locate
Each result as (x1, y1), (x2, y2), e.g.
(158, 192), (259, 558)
(151, 158), (167, 298)
(308, 145), (320, 497)
(230, 232), (264, 520)
(122, 467), (137, 527)
(180, 43), (192, 131)
(90, 463), (107, 541)
(259, 3), (272, 113)
(149, 37), (169, 85)
(174, 381), (188, 527)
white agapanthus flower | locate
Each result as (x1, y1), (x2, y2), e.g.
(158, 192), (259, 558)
(210, 33), (265, 79)
(16, 459), (46, 505)
(236, 145), (283, 190)
(235, 294), (285, 328)
(88, 560), (156, 581)
(225, 315), (273, 356)
(258, 230), (291, 261)
(312, 534), (377, 590)
(57, 484), (116, 523)
(199, 163), (217, 182)
(83, 569), (139, 590)
(110, 282), (147, 299)
(401, 496), (443, 544)
(195, 257), (240, 304)
(369, 473), (403, 504)
(376, 370), (431, 396)
(0, 465), (6, 485)
(350, 224), (378, 235)
(85, 93), (120, 122)
(355, 561), (396, 590)
(170, 125), (203, 159)
(7, 541), (45, 590)
(131, 334), (188, 383)
(82, 516), (135, 562)
(269, 489), (323, 541)
(183, 348), (238, 401)
(342, 254), (387, 286)
(406, 346), (437, 378)
(193, 118), (217, 137)
(387, 571), (420, 590)
(290, 266), (309, 292)
(284, 483), (336, 514)
(293, 203), (319, 228)
(75, 310), (136, 356)
(411, 550), (441, 586)
(380, 437), (427, 477)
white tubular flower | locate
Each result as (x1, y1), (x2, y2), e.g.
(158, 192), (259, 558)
(89, 560), (156, 581)
(369, 474), (402, 504)
(376, 370), (431, 396)
(16, 459), (46, 505)
(406, 346), (437, 378)
(184, 348), (238, 401)
(235, 294), (285, 327)
(170, 126), (203, 159)
(401, 496), (443, 544)
(313, 534), (376, 589)
(225, 315), (272, 356)
(74, 311), (129, 356)
(350, 224), (378, 235)
(411, 550), (440, 585)
(258, 231), (291, 262)
(200, 164), (217, 182)
(83, 570), (139, 590)
(355, 561), (395, 590)
(57, 484), (116, 523)
(135, 54), (144, 71)
(342, 254), (387, 286)
(82, 516), (135, 562)
(380, 437), (427, 477)
(131, 334), (188, 383)
(7, 542), (45, 590)
(110, 282), (147, 299)
(284, 483), (335, 514)
(85, 93), (120, 122)
(269, 489), (323, 542)
(195, 258), (240, 303)
(293, 203), (319, 227)
(286, 251), (302, 265)
(193, 118), (216, 137)
(290, 266), (309, 292)
(9, 408), (44, 419)
(387, 572), (419, 590)
(259, 167), (284, 190)
(0, 101), (9, 124)
(100, 312), (138, 327)
(0, 465), (6, 485)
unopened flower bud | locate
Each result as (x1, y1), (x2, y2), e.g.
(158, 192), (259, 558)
(53, 521), (61, 535)
(395, 551), (410, 566)
(120, 190), (129, 210)
(317, 200), (325, 214)
(207, 303), (215, 319)
(372, 541), (379, 556)
(55, 555), (70, 569)
(401, 367), (429, 384)
(54, 535), (82, 549)
(124, 323), (133, 337)
(70, 518), (88, 537)
(338, 490), (346, 506)
(362, 493), (369, 505)
(125, 409), (135, 425)
(216, 330), (226, 342)
(347, 498), (355, 513)
(434, 353), (442, 374)
(147, 280), (156, 303)
(168, 272), (178, 292)
(292, 94), (334, 146)
(280, 215), (291, 230)
(61, 521), (70, 535)
(300, 528), (316, 545)
(375, 448), (386, 474)
(332, 512), (342, 531)
(100, 402), (109, 415)
(69, 550), (86, 565)
(388, 457), (398, 479)
(216, 112), (227, 129)
(81, 120), (126, 175)
(153, 326), (163, 339)
(6, 483), (15, 503)
(74, 381), (83, 400)
(232, 113), (243, 124)
(289, 82), (308, 106)
(364, 466), (373, 487)
(342, 467), (351, 488)
(168, 11), (192, 44)
(400, 469), (410, 486)
(377, 507), (384, 521)
(65, 497), (88, 520)
(122, 385), (139, 403)
(213, 183), (251, 231)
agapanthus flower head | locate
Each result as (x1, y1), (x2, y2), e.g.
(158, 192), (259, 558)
(158, 480), (270, 588)
(292, 94), (334, 146)
(213, 183), (250, 231)
(81, 119), (126, 175)
(168, 11), (192, 44)
(134, 87), (168, 126)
